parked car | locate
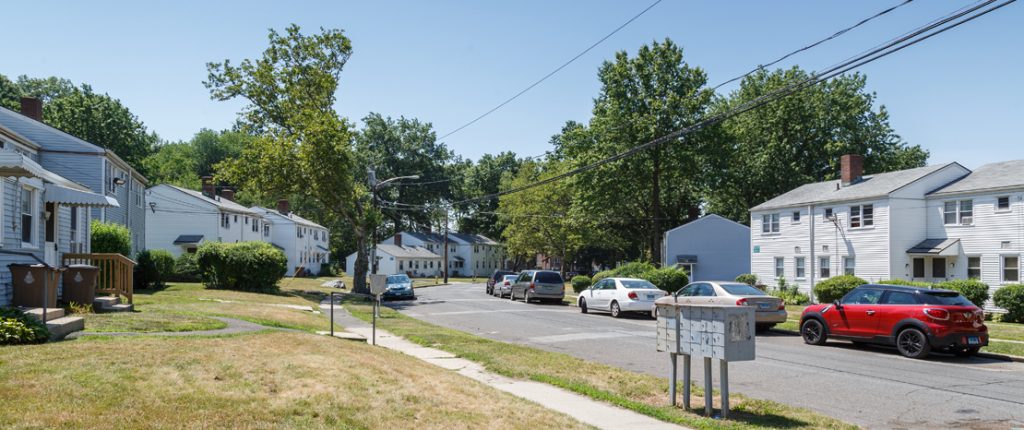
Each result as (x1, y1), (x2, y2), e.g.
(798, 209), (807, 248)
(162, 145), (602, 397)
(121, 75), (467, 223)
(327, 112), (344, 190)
(578, 277), (667, 318)
(509, 270), (565, 303)
(486, 269), (516, 295)
(800, 284), (988, 359)
(653, 281), (786, 332)
(382, 274), (416, 300)
(492, 274), (519, 298)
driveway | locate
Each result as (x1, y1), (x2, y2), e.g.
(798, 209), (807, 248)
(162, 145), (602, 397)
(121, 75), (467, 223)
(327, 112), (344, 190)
(386, 283), (1024, 429)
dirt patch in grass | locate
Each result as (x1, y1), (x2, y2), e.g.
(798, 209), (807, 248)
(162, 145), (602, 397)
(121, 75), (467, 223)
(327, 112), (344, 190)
(83, 311), (226, 333)
(0, 331), (586, 429)
(343, 297), (854, 430)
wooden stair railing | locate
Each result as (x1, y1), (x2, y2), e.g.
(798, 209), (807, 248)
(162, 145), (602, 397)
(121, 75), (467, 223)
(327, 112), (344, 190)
(61, 253), (136, 304)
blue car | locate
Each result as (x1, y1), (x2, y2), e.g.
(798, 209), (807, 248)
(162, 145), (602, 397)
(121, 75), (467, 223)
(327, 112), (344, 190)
(382, 274), (416, 300)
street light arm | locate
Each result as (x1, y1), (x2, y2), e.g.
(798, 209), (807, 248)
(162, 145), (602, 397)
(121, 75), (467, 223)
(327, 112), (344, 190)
(374, 175), (421, 190)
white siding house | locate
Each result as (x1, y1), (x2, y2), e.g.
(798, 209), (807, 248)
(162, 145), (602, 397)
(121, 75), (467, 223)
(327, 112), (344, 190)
(145, 184), (266, 257)
(662, 214), (750, 282)
(251, 200), (330, 277)
(344, 244), (442, 278)
(350, 231), (502, 278)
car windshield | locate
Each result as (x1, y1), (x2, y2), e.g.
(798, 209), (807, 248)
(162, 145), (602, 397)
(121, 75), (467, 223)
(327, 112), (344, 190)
(535, 272), (563, 284)
(923, 291), (973, 306)
(502, 275), (518, 281)
(387, 275), (410, 284)
(620, 280), (657, 289)
(494, 271), (513, 279)
(719, 283), (766, 296)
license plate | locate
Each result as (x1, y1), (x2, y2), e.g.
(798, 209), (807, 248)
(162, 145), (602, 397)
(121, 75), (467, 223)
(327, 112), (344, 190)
(968, 336), (980, 345)
(757, 303), (770, 309)
(647, 294), (656, 300)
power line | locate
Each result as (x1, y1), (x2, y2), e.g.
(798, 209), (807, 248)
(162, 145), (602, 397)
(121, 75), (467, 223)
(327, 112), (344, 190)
(437, 0), (663, 140)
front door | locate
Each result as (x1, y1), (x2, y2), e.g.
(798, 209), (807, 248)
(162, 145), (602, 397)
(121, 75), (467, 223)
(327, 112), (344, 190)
(44, 202), (57, 267)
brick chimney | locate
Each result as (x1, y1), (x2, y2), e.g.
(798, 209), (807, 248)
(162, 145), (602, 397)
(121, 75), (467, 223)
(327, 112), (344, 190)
(20, 97), (43, 121)
(220, 188), (235, 202)
(840, 154), (864, 186)
(201, 176), (215, 198)
(276, 199), (290, 216)
(394, 233), (402, 247)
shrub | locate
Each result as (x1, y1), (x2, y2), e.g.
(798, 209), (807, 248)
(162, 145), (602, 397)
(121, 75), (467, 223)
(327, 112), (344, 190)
(571, 275), (592, 293)
(318, 264), (336, 277)
(91, 220), (131, 256)
(769, 278), (810, 305)
(935, 279), (990, 307)
(878, 279), (933, 288)
(135, 249), (175, 290)
(735, 273), (758, 286)
(813, 275), (867, 304)
(642, 267), (689, 294)
(0, 308), (49, 345)
(994, 284), (1024, 323)
(196, 241), (287, 293)
(613, 262), (656, 278)
(173, 253), (201, 282)
(592, 270), (615, 283)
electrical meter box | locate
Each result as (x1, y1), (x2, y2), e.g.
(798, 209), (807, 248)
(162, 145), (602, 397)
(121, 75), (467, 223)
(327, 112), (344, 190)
(656, 303), (755, 362)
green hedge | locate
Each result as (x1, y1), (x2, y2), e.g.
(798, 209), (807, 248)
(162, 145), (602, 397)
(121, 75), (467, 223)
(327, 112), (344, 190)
(196, 241), (287, 293)
(878, 279), (933, 288)
(91, 220), (131, 256)
(0, 308), (49, 345)
(571, 275), (592, 293)
(135, 249), (175, 290)
(613, 262), (656, 278)
(642, 267), (689, 293)
(592, 270), (615, 283)
(994, 284), (1024, 323)
(173, 253), (201, 282)
(813, 275), (867, 303)
(935, 279), (990, 308)
(735, 274), (758, 286)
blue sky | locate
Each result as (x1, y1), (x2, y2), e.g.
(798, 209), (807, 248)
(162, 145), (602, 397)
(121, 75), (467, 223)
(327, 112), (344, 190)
(2, 1), (1020, 169)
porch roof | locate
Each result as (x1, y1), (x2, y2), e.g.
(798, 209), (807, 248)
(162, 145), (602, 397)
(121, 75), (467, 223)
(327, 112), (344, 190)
(44, 183), (119, 207)
(907, 238), (961, 256)
(0, 152), (117, 207)
(173, 235), (205, 245)
(675, 254), (699, 264)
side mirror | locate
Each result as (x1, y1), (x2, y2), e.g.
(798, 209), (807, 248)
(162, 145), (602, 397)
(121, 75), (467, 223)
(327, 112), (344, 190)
(833, 300), (843, 310)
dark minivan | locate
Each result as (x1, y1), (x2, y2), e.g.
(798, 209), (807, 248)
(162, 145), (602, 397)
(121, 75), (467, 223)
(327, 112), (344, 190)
(486, 269), (516, 295)
(510, 270), (565, 304)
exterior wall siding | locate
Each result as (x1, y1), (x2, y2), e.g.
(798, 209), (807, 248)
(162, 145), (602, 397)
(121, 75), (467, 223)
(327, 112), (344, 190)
(663, 216), (750, 282)
(144, 187), (219, 258)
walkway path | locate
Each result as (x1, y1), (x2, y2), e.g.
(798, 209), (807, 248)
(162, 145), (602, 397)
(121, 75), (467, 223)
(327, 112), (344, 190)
(67, 317), (275, 339)
(318, 297), (687, 430)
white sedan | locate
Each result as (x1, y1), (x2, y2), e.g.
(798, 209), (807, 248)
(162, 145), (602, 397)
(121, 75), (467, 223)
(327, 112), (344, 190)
(577, 277), (667, 318)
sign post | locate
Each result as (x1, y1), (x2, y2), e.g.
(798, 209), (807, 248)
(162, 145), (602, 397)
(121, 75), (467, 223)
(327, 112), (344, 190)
(369, 275), (387, 346)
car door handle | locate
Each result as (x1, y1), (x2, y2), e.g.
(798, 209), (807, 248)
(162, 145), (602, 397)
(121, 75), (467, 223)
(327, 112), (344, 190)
(865, 310), (875, 316)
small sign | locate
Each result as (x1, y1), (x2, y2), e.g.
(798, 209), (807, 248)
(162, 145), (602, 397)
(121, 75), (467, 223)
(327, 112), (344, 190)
(752, 245), (760, 254)
(369, 274), (388, 295)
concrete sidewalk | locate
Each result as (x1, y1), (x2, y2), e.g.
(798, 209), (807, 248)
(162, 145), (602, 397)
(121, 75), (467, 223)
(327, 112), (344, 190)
(319, 300), (686, 430)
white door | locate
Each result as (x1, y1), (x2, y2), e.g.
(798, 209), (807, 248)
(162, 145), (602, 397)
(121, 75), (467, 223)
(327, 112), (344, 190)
(44, 202), (58, 267)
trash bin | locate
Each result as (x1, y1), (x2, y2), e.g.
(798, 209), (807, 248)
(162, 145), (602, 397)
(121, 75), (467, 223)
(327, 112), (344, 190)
(9, 263), (60, 308)
(62, 264), (100, 306)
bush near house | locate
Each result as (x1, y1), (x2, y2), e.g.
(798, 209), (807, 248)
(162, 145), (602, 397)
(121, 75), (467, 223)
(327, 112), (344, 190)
(612, 261), (656, 278)
(641, 267), (688, 293)
(591, 270), (615, 282)
(135, 249), (175, 290)
(196, 241), (287, 293)
(317, 264), (336, 277)
(769, 278), (810, 305)
(935, 279), (990, 308)
(172, 253), (200, 282)
(735, 273), (758, 286)
(878, 279), (933, 288)
(994, 284), (1024, 323)
(813, 275), (868, 304)
(570, 275), (592, 293)
(0, 308), (49, 345)
(90, 220), (131, 256)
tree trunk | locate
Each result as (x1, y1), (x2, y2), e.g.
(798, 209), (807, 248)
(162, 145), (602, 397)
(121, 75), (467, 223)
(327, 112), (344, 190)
(350, 203), (370, 294)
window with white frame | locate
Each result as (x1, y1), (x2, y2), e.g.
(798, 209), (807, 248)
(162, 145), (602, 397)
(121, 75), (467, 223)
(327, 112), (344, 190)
(762, 213), (780, 233)
(795, 257), (806, 279)
(792, 211), (801, 223)
(263, 224), (270, 236)
(774, 257), (784, 278)
(997, 196), (1011, 212)
(221, 214), (230, 228)
(252, 219), (259, 233)
(967, 256), (981, 279)
(20, 187), (35, 246)
(944, 200), (973, 225)
(1004, 256), (1020, 283)
(849, 204), (873, 228)
(844, 257), (855, 276)
(820, 257), (831, 278)
(824, 208), (833, 222)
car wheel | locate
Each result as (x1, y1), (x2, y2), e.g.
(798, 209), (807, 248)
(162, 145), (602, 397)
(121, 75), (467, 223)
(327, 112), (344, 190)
(610, 301), (621, 318)
(954, 346), (981, 357)
(510, 289), (517, 301)
(755, 324), (774, 334)
(579, 298), (588, 314)
(525, 291), (533, 303)
(651, 307), (658, 320)
(896, 328), (931, 359)
(801, 319), (827, 345)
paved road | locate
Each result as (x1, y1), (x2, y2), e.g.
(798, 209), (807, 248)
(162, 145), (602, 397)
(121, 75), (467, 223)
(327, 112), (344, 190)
(387, 283), (1024, 429)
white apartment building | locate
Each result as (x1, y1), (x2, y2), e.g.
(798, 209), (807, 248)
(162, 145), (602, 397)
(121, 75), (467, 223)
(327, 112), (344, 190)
(145, 183), (266, 257)
(251, 200), (330, 277)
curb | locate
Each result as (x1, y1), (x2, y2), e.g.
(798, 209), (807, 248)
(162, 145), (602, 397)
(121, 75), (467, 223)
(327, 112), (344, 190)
(772, 327), (1024, 362)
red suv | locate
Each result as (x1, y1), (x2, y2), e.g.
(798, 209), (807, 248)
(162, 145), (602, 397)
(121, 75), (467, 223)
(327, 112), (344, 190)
(800, 284), (988, 359)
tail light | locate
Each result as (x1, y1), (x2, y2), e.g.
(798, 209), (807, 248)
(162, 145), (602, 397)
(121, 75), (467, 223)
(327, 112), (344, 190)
(627, 291), (638, 300)
(504, 281), (510, 286)
(529, 283), (535, 290)
(777, 302), (786, 310)
(923, 308), (950, 320)
(735, 298), (748, 306)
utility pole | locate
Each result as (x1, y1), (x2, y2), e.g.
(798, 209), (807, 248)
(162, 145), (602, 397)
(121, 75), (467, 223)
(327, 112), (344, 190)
(443, 208), (450, 284)
(366, 166), (420, 277)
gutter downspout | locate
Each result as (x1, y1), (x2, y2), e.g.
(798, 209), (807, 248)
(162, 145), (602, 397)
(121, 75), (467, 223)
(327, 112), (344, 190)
(808, 204), (816, 303)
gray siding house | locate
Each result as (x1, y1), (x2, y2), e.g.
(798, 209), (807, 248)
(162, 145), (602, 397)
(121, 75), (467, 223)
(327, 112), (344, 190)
(662, 214), (751, 282)
(0, 100), (147, 256)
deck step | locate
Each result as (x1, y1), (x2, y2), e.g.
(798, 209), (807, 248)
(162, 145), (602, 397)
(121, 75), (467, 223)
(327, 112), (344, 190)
(46, 316), (85, 340)
(93, 296), (121, 311)
(20, 307), (65, 322)
(104, 303), (134, 313)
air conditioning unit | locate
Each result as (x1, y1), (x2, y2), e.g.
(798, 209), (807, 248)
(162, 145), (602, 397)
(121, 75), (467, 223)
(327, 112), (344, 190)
(961, 217), (973, 225)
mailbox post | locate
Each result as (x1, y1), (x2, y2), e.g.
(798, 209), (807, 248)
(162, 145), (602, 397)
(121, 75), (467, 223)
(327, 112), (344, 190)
(369, 274), (388, 346)
(656, 303), (755, 418)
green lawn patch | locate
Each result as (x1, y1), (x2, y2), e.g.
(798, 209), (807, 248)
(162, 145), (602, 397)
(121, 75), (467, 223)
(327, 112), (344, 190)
(83, 311), (226, 333)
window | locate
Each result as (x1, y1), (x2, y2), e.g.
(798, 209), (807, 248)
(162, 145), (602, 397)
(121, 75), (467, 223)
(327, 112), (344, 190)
(792, 211), (801, 223)
(795, 257), (806, 279)
(849, 204), (873, 228)
(252, 219), (259, 233)
(997, 196), (1010, 212)
(20, 187), (34, 245)
(824, 208), (833, 222)
(70, 207), (79, 251)
(842, 288), (882, 305)
(221, 214), (230, 228)
(1004, 256), (1020, 283)
(932, 258), (946, 278)
(774, 257), (784, 278)
(263, 224), (270, 236)
(944, 200), (973, 225)
(820, 257), (831, 278)
(967, 256), (981, 279)
(234, 215), (238, 223)
(883, 291), (919, 305)
(913, 258), (925, 278)
(695, 283), (716, 297)
(399, 260), (404, 270)
(762, 213), (780, 233)
(844, 257), (855, 276)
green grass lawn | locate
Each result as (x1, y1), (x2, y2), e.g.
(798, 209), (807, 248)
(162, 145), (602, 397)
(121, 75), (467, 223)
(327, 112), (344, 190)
(83, 311), (226, 333)
(342, 295), (854, 430)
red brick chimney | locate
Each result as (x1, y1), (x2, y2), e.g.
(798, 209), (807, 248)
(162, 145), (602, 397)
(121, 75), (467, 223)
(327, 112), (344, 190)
(841, 154), (864, 186)
(201, 176), (215, 198)
(220, 188), (235, 202)
(276, 199), (290, 216)
(394, 233), (402, 247)
(20, 97), (43, 121)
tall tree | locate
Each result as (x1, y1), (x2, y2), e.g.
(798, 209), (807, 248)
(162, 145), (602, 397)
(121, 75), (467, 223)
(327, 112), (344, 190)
(205, 25), (376, 292)
(456, 151), (522, 239)
(143, 128), (249, 189)
(706, 67), (929, 221)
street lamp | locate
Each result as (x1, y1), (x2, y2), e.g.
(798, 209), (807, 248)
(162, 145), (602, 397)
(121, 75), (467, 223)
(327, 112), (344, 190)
(368, 168), (420, 276)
